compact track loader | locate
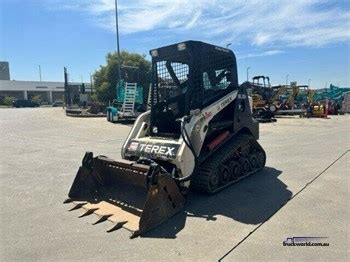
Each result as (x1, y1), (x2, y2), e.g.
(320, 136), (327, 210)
(65, 41), (266, 238)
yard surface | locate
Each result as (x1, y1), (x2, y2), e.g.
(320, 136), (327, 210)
(0, 108), (349, 261)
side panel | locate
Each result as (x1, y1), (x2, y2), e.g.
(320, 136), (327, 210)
(233, 82), (259, 139)
(185, 90), (239, 156)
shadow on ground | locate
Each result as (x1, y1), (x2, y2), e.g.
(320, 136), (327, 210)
(143, 167), (291, 239)
(111, 119), (136, 126)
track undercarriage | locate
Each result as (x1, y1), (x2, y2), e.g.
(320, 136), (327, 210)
(193, 134), (266, 193)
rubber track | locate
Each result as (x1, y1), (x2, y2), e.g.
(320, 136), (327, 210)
(191, 133), (265, 194)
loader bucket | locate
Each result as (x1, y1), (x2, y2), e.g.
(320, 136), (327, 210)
(64, 152), (185, 238)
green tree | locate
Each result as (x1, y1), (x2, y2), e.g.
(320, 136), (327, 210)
(94, 51), (151, 103)
(2, 96), (15, 107)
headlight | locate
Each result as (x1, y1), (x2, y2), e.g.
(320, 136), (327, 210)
(151, 49), (158, 57)
(177, 43), (186, 51)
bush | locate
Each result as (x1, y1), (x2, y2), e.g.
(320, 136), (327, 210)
(3, 96), (15, 107)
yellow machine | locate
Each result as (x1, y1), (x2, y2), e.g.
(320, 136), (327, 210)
(275, 85), (309, 116)
(250, 75), (277, 122)
(306, 102), (328, 118)
(252, 94), (266, 108)
(286, 85), (299, 108)
(303, 89), (328, 118)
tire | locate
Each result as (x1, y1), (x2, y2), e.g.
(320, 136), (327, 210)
(113, 114), (118, 122)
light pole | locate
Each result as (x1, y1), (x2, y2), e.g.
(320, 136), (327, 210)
(286, 74), (289, 87)
(38, 65), (42, 81)
(226, 43), (232, 48)
(90, 73), (93, 95)
(308, 78), (311, 88)
(246, 67), (250, 82)
(115, 0), (121, 81)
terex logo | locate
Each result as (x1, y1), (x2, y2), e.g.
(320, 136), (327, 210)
(127, 140), (179, 159)
(139, 144), (175, 157)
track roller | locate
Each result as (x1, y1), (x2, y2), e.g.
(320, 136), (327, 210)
(219, 164), (231, 185)
(229, 161), (240, 181)
(239, 157), (250, 175)
(248, 154), (258, 170)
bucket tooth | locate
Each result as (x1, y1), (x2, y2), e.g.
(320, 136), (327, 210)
(68, 202), (87, 211)
(92, 214), (113, 225)
(106, 221), (127, 233)
(130, 231), (141, 239)
(63, 198), (73, 204)
(78, 208), (99, 218)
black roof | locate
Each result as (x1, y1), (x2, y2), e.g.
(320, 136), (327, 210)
(149, 40), (236, 62)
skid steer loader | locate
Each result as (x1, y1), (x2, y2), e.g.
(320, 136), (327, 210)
(65, 41), (266, 238)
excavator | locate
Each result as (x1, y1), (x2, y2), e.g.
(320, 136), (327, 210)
(250, 75), (277, 122)
(275, 85), (307, 116)
(64, 41), (266, 238)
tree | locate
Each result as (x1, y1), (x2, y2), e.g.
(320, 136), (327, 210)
(2, 96), (15, 107)
(94, 51), (151, 103)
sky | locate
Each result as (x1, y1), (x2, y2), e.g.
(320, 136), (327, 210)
(0, 0), (349, 88)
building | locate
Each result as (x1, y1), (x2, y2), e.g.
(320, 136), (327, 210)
(0, 62), (10, 80)
(0, 80), (92, 104)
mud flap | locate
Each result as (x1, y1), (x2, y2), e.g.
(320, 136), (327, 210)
(64, 152), (185, 238)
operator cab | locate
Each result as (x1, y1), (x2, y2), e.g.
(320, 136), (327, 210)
(149, 40), (238, 138)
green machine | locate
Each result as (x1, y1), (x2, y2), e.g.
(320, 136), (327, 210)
(314, 84), (350, 103)
(106, 80), (144, 122)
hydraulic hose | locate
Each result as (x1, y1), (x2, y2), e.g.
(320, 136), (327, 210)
(175, 116), (198, 182)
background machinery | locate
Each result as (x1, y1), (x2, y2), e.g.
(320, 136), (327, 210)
(303, 89), (328, 118)
(250, 75), (277, 122)
(65, 41), (266, 238)
(275, 84), (307, 116)
(106, 65), (145, 122)
(313, 84), (350, 115)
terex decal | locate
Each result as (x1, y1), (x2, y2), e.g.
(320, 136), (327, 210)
(126, 140), (179, 160)
(217, 96), (233, 111)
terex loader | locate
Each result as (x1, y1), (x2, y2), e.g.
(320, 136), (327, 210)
(65, 41), (266, 238)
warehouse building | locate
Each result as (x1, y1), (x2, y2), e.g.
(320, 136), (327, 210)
(0, 62), (92, 104)
(0, 80), (92, 104)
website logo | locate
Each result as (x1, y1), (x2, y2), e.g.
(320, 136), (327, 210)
(283, 236), (329, 247)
